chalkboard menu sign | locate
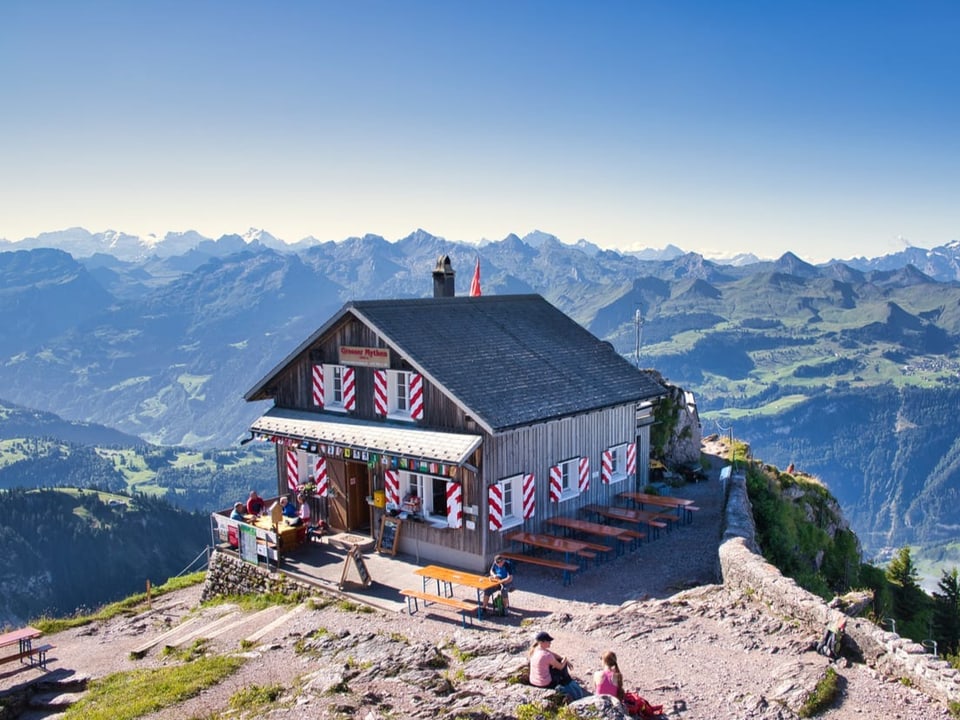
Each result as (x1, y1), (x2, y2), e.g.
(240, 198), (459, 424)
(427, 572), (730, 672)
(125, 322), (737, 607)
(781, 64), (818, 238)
(377, 516), (401, 555)
(339, 546), (372, 589)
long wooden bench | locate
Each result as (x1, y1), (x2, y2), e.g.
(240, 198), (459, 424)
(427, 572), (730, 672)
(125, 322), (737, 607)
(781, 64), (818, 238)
(574, 541), (614, 566)
(498, 552), (580, 586)
(399, 589), (478, 628)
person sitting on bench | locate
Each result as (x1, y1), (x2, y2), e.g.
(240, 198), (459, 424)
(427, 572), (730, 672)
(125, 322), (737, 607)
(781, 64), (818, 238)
(482, 556), (513, 614)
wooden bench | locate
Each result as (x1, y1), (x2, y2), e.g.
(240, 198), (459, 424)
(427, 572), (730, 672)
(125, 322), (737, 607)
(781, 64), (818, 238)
(575, 541), (614, 566)
(498, 552), (580, 586)
(618, 529), (647, 549)
(400, 589), (478, 628)
(25, 644), (54, 669)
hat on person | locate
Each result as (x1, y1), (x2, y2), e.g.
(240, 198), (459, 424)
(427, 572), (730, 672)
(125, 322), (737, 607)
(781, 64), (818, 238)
(535, 631), (554, 642)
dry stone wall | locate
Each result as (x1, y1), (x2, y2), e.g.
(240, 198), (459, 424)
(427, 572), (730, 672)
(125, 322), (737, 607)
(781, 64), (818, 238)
(719, 470), (960, 705)
(201, 550), (318, 603)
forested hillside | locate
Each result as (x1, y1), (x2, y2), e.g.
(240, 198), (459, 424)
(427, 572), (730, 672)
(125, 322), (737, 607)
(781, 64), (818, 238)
(0, 489), (209, 627)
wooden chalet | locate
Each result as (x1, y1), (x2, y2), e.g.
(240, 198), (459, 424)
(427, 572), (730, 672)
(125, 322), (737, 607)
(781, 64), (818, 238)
(242, 257), (667, 572)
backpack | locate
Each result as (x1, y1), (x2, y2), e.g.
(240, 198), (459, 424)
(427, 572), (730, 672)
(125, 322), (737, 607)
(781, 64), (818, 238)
(492, 592), (506, 616)
(622, 691), (664, 719)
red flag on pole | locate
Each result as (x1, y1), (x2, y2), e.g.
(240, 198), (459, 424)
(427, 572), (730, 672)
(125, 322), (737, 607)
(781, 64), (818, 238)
(469, 257), (481, 297)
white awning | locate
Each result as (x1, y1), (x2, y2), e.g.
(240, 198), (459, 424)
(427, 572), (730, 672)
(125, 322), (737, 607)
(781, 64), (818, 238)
(249, 408), (482, 467)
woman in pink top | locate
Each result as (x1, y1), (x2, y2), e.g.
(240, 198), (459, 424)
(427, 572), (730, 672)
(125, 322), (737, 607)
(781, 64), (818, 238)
(527, 631), (569, 688)
(593, 650), (624, 700)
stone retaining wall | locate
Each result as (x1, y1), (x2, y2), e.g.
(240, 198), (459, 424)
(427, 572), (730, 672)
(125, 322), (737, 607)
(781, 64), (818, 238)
(201, 550), (319, 604)
(720, 470), (960, 705)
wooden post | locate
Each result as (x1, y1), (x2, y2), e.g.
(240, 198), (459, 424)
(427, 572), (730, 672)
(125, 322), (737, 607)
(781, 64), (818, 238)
(146, 579), (152, 608)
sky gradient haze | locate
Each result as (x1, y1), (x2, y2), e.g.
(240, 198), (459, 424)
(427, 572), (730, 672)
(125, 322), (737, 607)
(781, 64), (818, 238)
(2, 1), (958, 262)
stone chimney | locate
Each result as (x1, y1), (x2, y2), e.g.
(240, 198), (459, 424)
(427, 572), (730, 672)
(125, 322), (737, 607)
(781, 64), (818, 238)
(432, 255), (456, 298)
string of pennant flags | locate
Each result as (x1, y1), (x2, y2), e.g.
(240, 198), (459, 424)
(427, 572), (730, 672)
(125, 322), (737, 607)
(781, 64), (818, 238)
(252, 432), (459, 478)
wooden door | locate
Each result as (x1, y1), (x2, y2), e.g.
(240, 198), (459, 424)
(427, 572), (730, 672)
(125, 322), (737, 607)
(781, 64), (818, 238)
(327, 460), (347, 531)
(346, 462), (370, 531)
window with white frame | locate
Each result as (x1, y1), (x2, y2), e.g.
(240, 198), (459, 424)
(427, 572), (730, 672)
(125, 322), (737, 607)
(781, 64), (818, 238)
(323, 364), (348, 410)
(399, 471), (448, 519)
(499, 473), (524, 528)
(387, 370), (415, 419)
(608, 443), (628, 483)
(557, 457), (580, 498)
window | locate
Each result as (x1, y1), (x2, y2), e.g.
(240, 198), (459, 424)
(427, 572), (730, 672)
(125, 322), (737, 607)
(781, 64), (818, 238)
(559, 458), (577, 495)
(499, 474), (524, 529)
(608, 443), (628, 483)
(321, 364), (349, 410)
(400, 471), (448, 520)
(387, 371), (417, 419)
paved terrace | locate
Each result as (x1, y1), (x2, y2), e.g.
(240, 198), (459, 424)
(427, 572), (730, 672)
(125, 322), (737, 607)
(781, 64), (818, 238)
(269, 472), (724, 618)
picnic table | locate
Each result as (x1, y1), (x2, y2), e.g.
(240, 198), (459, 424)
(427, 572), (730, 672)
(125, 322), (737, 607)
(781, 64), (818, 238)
(251, 514), (307, 551)
(0, 626), (46, 669)
(545, 516), (633, 555)
(414, 565), (501, 609)
(401, 564), (499, 626)
(618, 491), (699, 523)
(502, 531), (588, 585)
(582, 504), (671, 539)
(504, 531), (589, 563)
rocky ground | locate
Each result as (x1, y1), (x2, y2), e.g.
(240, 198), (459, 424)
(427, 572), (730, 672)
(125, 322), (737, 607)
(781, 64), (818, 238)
(1, 440), (953, 719)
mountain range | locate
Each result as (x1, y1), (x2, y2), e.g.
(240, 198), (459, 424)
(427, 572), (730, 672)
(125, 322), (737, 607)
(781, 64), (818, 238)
(2, 227), (960, 563)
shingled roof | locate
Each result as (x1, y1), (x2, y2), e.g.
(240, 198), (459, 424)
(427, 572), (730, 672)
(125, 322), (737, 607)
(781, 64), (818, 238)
(247, 294), (664, 433)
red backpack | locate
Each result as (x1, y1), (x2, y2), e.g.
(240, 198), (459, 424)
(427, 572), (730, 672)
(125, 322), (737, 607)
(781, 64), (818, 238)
(622, 691), (664, 719)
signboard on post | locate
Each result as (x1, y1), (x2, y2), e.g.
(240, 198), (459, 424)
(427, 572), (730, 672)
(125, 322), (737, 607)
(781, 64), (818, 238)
(376, 516), (401, 555)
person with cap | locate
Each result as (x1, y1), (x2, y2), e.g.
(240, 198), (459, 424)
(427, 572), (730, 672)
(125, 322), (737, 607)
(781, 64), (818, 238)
(230, 502), (245, 521)
(527, 631), (588, 700)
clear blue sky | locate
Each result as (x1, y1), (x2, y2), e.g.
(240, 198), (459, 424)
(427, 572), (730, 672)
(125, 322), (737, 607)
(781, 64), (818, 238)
(2, 1), (958, 261)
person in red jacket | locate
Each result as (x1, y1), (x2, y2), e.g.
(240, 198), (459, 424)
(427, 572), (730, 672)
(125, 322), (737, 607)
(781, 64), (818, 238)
(246, 490), (265, 515)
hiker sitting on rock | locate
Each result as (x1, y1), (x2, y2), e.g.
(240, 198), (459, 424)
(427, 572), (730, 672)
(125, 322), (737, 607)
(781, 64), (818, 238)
(528, 631), (588, 701)
(593, 650), (624, 700)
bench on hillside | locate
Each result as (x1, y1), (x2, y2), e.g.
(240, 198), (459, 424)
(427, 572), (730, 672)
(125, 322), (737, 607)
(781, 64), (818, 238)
(498, 552), (580, 586)
(399, 589), (478, 628)
(0, 626), (43, 669)
(25, 643), (55, 669)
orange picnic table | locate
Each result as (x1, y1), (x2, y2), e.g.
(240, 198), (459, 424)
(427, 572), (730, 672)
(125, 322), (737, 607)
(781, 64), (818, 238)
(618, 491), (698, 523)
(545, 516), (633, 555)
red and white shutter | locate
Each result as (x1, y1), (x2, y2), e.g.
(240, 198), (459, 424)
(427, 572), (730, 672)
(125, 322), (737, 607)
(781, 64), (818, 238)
(626, 442), (637, 477)
(409, 373), (423, 420)
(548, 465), (562, 502)
(342, 367), (356, 411)
(373, 370), (388, 416)
(522, 473), (536, 519)
(578, 456), (590, 493)
(488, 484), (503, 531)
(312, 364), (324, 407)
(314, 455), (328, 497)
(601, 449), (613, 484)
(286, 449), (300, 493)
(446, 481), (462, 529)
(384, 470), (400, 507)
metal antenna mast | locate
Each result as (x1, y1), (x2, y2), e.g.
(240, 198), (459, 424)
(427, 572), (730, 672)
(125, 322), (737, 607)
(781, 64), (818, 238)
(634, 308), (644, 368)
